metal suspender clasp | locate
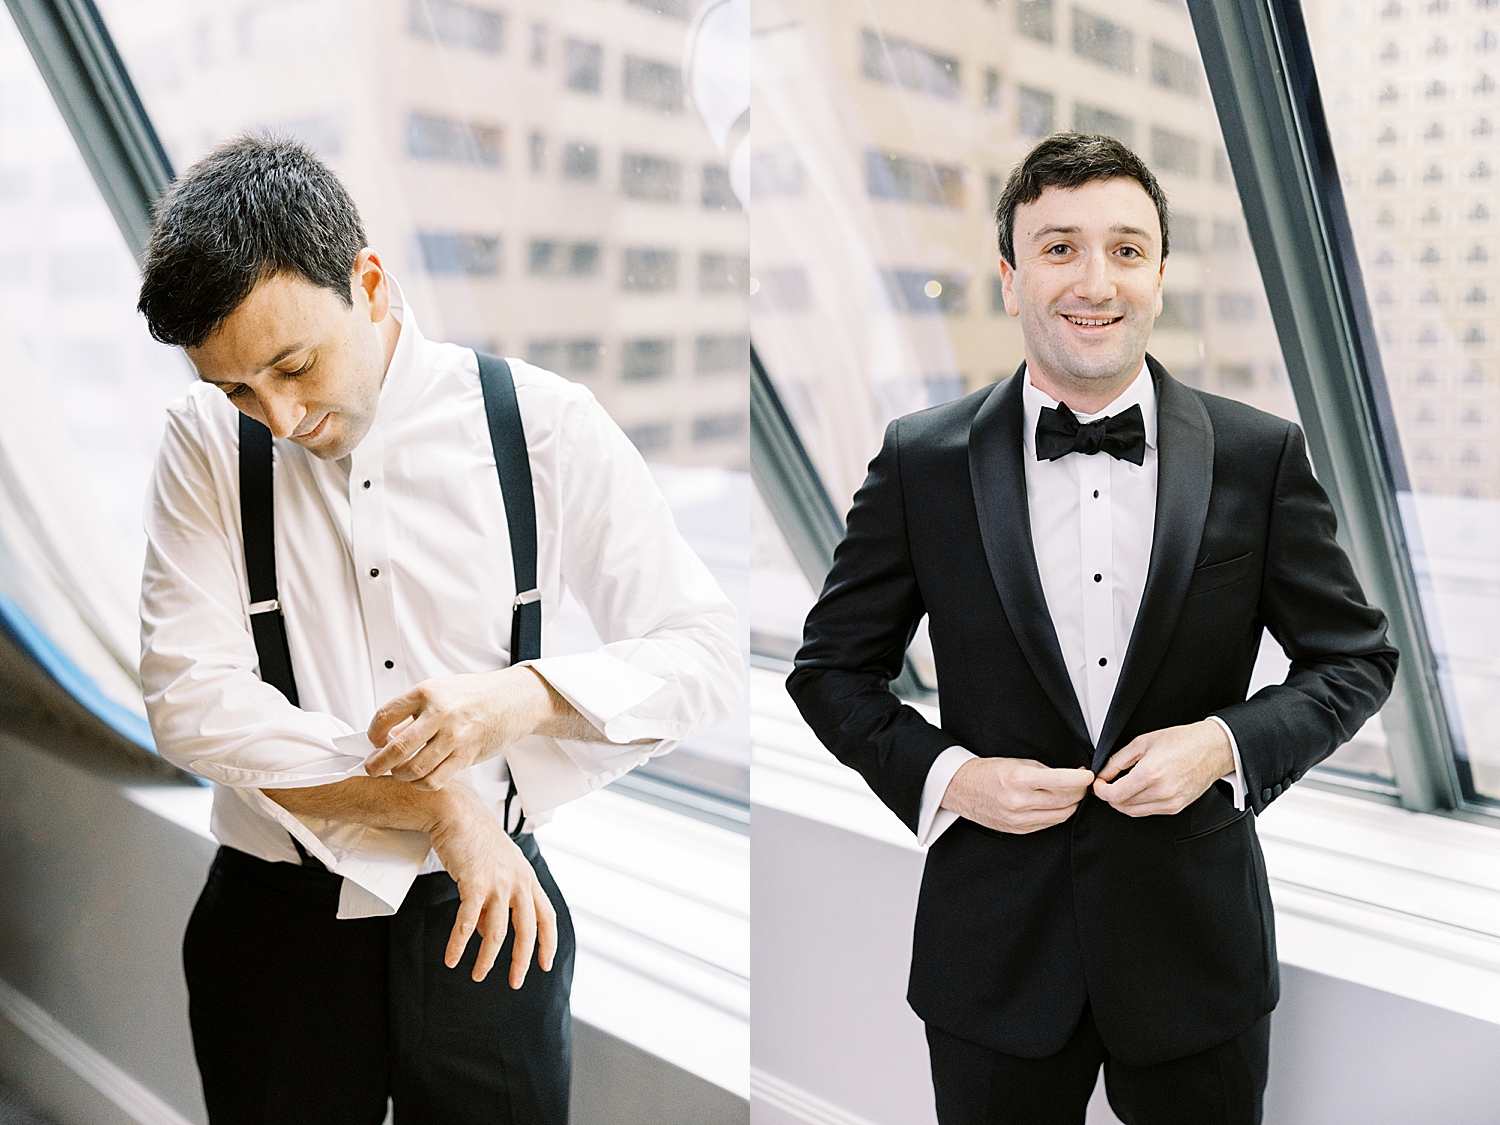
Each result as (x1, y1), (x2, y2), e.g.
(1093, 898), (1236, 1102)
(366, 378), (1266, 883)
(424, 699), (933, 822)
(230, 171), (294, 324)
(513, 588), (541, 609)
(248, 599), (281, 615)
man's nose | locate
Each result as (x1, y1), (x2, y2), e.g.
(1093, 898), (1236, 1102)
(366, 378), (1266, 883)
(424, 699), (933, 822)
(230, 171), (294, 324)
(257, 392), (305, 440)
(1073, 251), (1115, 303)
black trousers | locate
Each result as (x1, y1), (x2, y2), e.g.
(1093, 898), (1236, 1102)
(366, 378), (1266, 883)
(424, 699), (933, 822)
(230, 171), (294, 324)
(927, 1004), (1270, 1125)
(184, 837), (575, 1125)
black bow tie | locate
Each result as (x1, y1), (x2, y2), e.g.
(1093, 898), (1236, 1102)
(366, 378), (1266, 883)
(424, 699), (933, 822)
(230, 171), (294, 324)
(1035, 402), (1146, 465)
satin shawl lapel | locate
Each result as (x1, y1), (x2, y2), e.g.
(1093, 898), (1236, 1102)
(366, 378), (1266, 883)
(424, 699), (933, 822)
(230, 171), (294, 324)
(1092, 358), (1215, 771)
(969, 367), (1091, 751)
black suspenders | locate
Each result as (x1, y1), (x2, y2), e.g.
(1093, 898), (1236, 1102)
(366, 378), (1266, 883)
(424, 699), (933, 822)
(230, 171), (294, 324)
(239, 352), (537, 840)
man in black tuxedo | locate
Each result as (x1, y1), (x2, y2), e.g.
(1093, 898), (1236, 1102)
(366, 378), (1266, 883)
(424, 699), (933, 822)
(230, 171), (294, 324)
(786, 132), (1397, 1124)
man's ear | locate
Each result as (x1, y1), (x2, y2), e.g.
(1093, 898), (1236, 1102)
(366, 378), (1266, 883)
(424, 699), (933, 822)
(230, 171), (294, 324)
(1154, 256), (1166, 318)
(999, 257), (1021, 319)
(353, 247), (390, 323)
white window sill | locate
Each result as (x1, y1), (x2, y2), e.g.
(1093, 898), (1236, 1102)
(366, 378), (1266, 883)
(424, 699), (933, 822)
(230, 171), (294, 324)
(749, 666), (1500, 1026)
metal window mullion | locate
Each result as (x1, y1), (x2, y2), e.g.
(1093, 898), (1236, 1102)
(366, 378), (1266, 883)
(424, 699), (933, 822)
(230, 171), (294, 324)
(1188, 0), (1460, 811)
(5, 0), (173, 263)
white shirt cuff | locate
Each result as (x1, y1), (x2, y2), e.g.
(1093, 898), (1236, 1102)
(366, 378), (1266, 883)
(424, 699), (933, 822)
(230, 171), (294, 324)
(917, 746), (977, 847)
(1207, 715), (1247, 811)
(524, 652), (666, 743)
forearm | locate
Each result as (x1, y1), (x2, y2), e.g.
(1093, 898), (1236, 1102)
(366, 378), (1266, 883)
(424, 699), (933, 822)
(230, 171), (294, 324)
(263, 775), (460, 832)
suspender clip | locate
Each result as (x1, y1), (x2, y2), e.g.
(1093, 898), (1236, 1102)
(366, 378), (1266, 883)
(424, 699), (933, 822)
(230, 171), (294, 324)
(513, 589), (541, 609)
(249, 599), (281, 616)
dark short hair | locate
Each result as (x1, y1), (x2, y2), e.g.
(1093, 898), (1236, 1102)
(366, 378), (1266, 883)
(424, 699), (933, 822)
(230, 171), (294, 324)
(994, 132), (1170, 268)
(138, 135), (367, 348)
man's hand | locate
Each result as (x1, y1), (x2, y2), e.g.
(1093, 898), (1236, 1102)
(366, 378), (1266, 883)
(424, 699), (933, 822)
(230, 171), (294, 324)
(1092, 720), (1234, 817)
(364, 666), (554, 790)
(426, 783), (559, 987)
(941, 757), (1095, 834)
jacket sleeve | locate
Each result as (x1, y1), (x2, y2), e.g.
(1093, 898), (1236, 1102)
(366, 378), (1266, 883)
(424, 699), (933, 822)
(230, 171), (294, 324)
(785, 420), (956, 833)
(1211, 423), (1399, 813)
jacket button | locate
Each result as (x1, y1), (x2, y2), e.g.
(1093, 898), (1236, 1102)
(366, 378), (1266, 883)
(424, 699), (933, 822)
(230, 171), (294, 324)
(1272, 783), (1283, 797)
(1261, 788), (1273, 802)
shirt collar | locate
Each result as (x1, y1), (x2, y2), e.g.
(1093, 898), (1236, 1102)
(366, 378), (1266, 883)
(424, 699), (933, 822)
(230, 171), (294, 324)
(1021, 360), (1158, 458)
(372, 275), (425, 422)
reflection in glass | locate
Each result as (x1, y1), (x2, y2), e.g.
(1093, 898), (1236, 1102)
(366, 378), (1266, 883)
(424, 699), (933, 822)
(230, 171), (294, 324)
(750, 0), (1392, 782)
(0, 11), (188, 737)
(1305, 0), (1500, 803)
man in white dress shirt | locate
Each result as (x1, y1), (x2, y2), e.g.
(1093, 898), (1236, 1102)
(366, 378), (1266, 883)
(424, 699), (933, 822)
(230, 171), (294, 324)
(788, 133), (1396, 1123)
(136, 137), (741, 1123)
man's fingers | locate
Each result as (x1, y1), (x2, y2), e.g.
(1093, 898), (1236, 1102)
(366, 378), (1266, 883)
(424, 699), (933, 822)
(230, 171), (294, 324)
(507, 891), (539, 989)
(368, 691), (424, 748)
(1097, 742), (1147, 783)
(446, 898), (482, 969)
(366, 711), (442, 776)
(472, 902), (510, 984)
(535, 883), (558, 972)
(390, 731), (456, 782)
(413, 751), (470, 792)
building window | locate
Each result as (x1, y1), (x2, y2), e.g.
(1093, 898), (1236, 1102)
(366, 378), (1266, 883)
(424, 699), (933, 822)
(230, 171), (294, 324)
(530, 21), (546, 65)
(622, 338), (675, 381)
(859, 29), (961, 100)
(564, 39), (602, 93)
(1151, 41), (1200, 96)
(623, 55), (683, 113)
(529, 240), (600, 277)
(1158, 292), (1204, 330)
(1018, 86), (1056, 137)
(991, 276), (1005, 314)
(700, 252), (750, 294)
(417, 232), (501, 276)
(408, 0), (504, 53)
(621, 153), (682, 202)
(562, 141), (599, 182)
(626, 0), (693, 18)
(1017, 0), (1054, 44)
(1212, 219), (1240, 253)
(750, 150), (805, 198)
(694, 334), (749, 375)
(622, 248), (678, 292)
(1152, 127), (1199, 177)
(881, 269), (968, 315)
(866, 150), (966, 208)
(407, 112), (503, 166)
(693, 411), (748, 443)
(625, 421), (672, 453)
(527, 337), (601, 375)
(703, 164), (741, 211)
(1216, 292), (1257, 322)
(1074, 104), (1134, 147)
(1073, 9), (1135, 73)
(753, 267), (812, 313)
(1174, 214), (1201, 254)
(983, 67), (1001, 110)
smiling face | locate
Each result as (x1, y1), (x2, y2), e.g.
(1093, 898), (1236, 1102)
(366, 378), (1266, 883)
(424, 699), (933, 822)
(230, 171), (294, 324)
(185, 248), (397, 461)
(999, 177), (1167, 410)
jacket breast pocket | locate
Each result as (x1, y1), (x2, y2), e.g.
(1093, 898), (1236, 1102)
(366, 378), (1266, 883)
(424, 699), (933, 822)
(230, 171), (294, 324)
(1184, 551), (1257, 599)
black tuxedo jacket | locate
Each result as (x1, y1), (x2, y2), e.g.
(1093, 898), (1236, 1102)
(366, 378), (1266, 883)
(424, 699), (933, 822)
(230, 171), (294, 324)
(787, 357), (1397, 1066)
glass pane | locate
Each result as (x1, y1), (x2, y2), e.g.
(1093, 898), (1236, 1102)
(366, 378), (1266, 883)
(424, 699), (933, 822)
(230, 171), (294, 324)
(1304, 0), (1500, 803)
(751, 0), (1392, 783)
(0, 9), (190, 739)
(93, 0), (751, 783)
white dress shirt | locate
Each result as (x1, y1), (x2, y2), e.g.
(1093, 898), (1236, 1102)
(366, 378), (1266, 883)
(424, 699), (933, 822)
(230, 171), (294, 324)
(140, 285), (743, 917)
(915, 365), (1244, 846)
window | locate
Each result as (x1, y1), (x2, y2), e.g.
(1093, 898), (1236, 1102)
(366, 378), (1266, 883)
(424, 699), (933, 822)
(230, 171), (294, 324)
(622, 338), (675, 380)
(866, 151), (965, 208)
(1073, 9), (1135, 73)
(1017, 0), (1055, 44)
(983, 67), (1001, 110)
(1158, 291), (1205, 330)
(1018, 86), (1056, 137)
(561, 141), (599, 181)
(880, 270), (969, 315)
(693, 411), (747, 442)
(529, 239), (600, 277)
(1152, 127), (1200, 177)
(408, 0), (504, 53)
(621, 153), (681, 202)
(751, 149), (805, 198)
(622, 55), (683, 113)
(626, 0), (692, 18)
(695, 334), (748, 375)
(417, 232), (501, 275)
(1074, 104), (1134, 146)
(700, 252), (749, 294)
(702, 164), (741, 211)
(622, 247), (678, 292)
(563, 38), (602, 93)
(1151, 40), (1200, 96)
(407, 112), (503, 166)
(859, 29), (960, 100)
(527, 337), (601, 375)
